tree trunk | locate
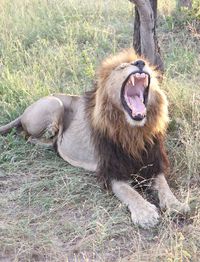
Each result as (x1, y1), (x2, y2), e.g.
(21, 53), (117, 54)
(130, 0), (164, 72)
(133, 7), (141, 55)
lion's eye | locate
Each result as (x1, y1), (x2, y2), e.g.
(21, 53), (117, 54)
(116, 63), (128, 70)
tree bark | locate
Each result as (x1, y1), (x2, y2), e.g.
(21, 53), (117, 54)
(130, 0), (164, 72)
(133, 7), (141, 55)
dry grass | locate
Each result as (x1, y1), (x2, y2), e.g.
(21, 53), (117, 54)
(0, 0), (200, 261)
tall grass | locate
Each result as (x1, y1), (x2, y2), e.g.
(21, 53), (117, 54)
(0, 0), (199, 261)
(0, 0), (132, 120)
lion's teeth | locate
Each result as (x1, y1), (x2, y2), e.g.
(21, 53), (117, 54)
(130, 75), (135, 86)
(135, 73), (141, 78)
(144, 75), (148, 87)
(134, 73), (146, 79)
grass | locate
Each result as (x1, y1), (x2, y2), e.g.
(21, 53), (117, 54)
(0, 0), (200, 261)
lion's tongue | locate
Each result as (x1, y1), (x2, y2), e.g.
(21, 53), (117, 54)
(129, 96), (146, 116)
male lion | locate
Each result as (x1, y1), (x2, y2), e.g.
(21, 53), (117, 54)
(0, 50), (189, 228)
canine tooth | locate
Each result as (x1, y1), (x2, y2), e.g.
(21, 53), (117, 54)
(144, 75), (149, 87)
(141, 73), (146, 78)
(130, 75), (135, 86)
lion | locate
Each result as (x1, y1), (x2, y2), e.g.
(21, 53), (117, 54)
(0, 49), (189, 228)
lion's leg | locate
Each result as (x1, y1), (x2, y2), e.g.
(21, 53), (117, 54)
(153, 173), (190, 213)
(111, 180), (159, 228)
(27, 136), (55, 148)
(21, 96), (64, 139)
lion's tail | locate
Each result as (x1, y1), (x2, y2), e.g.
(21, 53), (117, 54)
(0, 116), (22, 135)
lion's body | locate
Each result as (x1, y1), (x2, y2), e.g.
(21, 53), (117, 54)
(0, 50), (189, 228)
(56, 96), (97, 171)
(17, 94), (98, 171)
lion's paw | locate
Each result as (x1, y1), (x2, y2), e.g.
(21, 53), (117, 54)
(165, 201), (190, 215)
(44, 123), (58, 139)
(130, 201), (159, 229)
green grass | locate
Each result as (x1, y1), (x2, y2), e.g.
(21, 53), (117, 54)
(0, 0), (200, 261)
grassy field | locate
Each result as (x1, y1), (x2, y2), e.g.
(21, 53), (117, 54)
(0, 0), (200, 261)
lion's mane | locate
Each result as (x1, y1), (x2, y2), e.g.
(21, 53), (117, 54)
(85, 49), (169, 186)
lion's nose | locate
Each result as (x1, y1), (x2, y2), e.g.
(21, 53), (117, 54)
(133, 114), (146, 121)
(132, 60), (145, 71)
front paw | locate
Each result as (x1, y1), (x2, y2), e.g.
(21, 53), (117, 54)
(164, 201), (190, 215)
(130, 201), (160, 229)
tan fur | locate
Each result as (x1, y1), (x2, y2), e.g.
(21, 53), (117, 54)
(0, 50), (189, 228)
(91, 49), (169, 159)
(154, 173), (190, 213)
(0, 49), (169, 162)
(112, 180), (159, 228)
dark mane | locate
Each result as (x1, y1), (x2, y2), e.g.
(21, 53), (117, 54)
(84, 90), (169, 188)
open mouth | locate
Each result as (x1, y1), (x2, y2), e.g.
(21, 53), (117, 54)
(121, 72), (150, 121)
